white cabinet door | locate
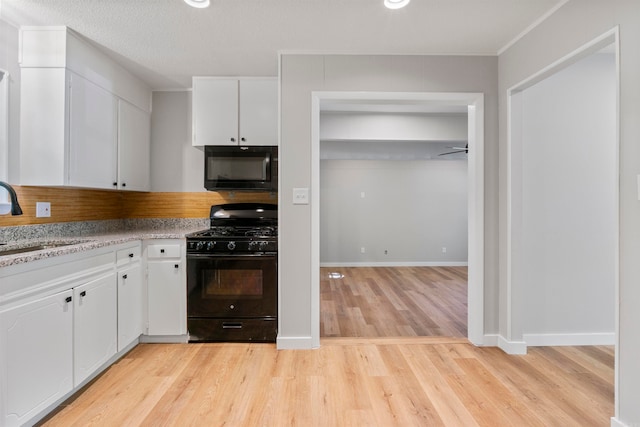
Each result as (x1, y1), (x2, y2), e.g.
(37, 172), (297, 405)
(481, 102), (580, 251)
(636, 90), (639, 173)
(0, 290), (73, 427)
(68, 72), (118, 189)
(118, 100), (150, 191)
(239, 79), (278, 146)
(117, 263), (143, 351)
(73, 272), (117, 386)
(192, 78), (238, 146)
(147, 260), (186, 335)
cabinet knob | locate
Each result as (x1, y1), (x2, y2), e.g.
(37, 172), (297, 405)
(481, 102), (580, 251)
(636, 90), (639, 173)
(160, 249), (165, 254)
(65, 296), (72, 303)
(129, 253), (134, 258)
(174, 264), (179, 269)
(113, 182), (118, 186)
(122, 274), (128, 280)
(241, 137), (246, 142)
(230, 137), (236, 142)
(122, 182), (126, 188)
(80, 291), (86, 297)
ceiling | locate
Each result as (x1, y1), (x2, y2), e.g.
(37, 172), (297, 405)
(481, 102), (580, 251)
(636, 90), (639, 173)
(1, 0), (564, 90)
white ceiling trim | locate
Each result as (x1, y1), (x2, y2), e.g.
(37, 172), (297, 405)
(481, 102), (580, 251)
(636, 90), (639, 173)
(498, 0), (571, 55)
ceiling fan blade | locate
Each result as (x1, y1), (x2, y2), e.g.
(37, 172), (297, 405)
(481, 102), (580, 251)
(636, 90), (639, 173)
(438, 150), (467, 156)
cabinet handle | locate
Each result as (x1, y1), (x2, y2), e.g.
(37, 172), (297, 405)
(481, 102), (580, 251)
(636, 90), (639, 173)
(129, 253), (134, 258)
(80, 290), (87, 297)
(160, 249), (165, 254)
(65, 296), (72, 303)
(174, 264), (179, 269)
(113, 182), (118, 187)
(122, 274), (128, 280)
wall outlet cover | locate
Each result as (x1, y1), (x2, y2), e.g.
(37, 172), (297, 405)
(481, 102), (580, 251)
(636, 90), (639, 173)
(36, 201), (51, 218)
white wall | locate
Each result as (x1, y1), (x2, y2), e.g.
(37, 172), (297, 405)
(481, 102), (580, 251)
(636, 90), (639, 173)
(0, 19), (20, 183)
(150, 91), (204, 192)
(320, 112), (467, 142)
(520, 51), (616, 344)
(498, 1), (640, 423)
(320, 159), (467, 265)
(280, 54), (498, 346)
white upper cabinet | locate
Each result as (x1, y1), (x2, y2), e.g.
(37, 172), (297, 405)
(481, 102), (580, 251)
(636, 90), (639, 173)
(18, 27), (151, 191)
(68, 73), (118, 189)
(118, 100), (151, 191)
(192, 77), (277, 146)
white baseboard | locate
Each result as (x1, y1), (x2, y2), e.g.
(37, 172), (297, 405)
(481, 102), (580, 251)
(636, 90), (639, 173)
(610, 417), (629, 427)
(320, 261), (469, 268)
(480, 334), (500, 346)
(498, 335), (528, 355)
(523, 332), (615, 347)
(277, 336), (316, 350)
(140, 334), (189, 343)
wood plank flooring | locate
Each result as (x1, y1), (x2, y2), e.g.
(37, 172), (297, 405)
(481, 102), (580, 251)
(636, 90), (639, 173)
(321, 266), (467, 338)
(39, 340), (614, 426)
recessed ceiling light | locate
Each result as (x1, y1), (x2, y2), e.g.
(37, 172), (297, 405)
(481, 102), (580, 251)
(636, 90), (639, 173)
(384, 0), (410, 9)
(184, 0), (210, 8)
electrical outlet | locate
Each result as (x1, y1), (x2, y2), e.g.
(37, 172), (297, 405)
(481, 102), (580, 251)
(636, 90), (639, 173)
(361, 247), (365, 254)
(442, 247), (447, 253)
(36, 202), (51, 218)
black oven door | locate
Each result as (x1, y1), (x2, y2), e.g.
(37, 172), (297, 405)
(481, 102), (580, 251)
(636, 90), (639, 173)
(187, 254), (277, 319)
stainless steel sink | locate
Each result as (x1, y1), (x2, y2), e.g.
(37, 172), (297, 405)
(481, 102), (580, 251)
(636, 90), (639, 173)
(0, 242), (77, 256)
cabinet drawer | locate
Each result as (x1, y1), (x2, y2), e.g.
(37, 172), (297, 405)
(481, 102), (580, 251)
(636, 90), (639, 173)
(116, 245), (141, 266)
(147, 244), (181, 259)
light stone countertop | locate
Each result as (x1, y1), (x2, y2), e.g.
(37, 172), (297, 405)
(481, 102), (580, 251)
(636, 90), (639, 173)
(0, 225), (206, 268)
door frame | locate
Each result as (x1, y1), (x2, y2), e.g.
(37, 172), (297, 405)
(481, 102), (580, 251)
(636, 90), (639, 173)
(505, 28), (620, 353)
(310, 91), (485, 347)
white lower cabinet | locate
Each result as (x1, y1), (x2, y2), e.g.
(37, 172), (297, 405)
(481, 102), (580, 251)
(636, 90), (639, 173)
(117, 262), (143, 350)
(146, 240), (186, 336)
(73, 272), (117, 386)
(0, 243), (144, 427)
(0, 290), (74, 427)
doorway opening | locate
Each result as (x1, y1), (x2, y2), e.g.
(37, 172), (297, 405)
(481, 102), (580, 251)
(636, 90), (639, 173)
(318, 109), (469, 338)
(310, 92), (485, 348)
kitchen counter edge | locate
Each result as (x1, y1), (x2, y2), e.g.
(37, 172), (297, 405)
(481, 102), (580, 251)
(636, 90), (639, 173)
(0, 228), (202, 268)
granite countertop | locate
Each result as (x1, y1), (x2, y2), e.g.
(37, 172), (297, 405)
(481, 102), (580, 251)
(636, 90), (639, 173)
(0, 221), (207, 268)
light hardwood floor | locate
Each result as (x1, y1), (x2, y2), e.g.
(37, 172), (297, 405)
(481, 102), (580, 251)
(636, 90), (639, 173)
(40, 340), (614, 426)
(321, 266), (468, 338)
(40, 267), (614, 425)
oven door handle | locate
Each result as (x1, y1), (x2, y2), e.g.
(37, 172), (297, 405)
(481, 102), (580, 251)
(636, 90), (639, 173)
(187, 253), (276, 259)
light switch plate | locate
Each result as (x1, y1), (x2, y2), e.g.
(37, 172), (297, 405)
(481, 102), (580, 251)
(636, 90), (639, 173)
(293, 188), (309, 205)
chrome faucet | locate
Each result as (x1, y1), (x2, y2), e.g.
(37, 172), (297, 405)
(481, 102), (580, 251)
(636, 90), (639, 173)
(0, 181), (23, 215)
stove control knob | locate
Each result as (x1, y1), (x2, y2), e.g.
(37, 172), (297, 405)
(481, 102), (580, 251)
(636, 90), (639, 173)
(259, 241), (268, 249)
(196, 242), (204, 250)
(248, 241), (258, 250)
(206, 241), (215, 251)
(227, 241), (236, 251)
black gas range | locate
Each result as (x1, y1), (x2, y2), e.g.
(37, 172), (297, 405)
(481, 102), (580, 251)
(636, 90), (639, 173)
(186, 203), (278, 343)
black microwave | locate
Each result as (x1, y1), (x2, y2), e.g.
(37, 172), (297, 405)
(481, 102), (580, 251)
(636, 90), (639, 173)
(204, 146), (278, 192)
